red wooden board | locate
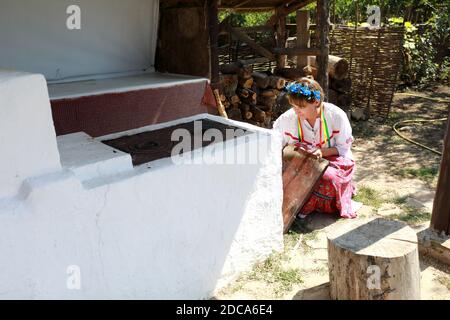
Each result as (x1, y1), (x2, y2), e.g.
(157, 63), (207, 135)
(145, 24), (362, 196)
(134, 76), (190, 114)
(282, 148), (329, 233)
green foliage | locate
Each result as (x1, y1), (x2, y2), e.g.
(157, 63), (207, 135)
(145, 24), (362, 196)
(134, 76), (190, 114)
(219, 10), (273, 27)
(400, 7), (450, 86)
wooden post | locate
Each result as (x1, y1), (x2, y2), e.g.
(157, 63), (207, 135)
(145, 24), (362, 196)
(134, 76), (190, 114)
(276, 9), (287, 69)
(431, 111), (450, 235)
(296, 10), (310, 69)
(316, 0), (330, 99)
(208, 0), (220, 88)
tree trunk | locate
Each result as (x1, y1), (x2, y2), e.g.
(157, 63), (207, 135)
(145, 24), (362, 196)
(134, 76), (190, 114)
(431, 112), (450, 235)
(328, 218), (421, 300)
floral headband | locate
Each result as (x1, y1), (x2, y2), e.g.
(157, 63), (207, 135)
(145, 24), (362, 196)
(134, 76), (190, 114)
(285, 82), (321, 102)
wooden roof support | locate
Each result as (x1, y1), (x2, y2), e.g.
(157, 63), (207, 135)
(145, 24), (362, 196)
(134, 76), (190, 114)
(431, 111), (450, 235)
(225, 24), (276, 60)
(296, 10), (310, 68)
(208, 0), (220, 88)
(275, 8), (287, 69)
(315, 0), (330, 99)
(266, 0), (316, 27)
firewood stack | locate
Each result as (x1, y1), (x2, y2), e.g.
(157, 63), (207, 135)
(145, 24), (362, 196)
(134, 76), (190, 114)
(217, 55), (352, 128)
(218, 61), (287, 129)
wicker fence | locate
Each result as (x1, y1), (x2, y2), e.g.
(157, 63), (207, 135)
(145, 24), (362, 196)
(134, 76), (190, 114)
(330, 26), (405, 119)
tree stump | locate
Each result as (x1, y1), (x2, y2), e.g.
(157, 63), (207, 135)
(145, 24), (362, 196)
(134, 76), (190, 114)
(327, 218), (420, 300)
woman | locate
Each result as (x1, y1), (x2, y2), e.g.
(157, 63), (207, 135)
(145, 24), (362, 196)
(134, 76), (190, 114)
(273, 77), (357, 219)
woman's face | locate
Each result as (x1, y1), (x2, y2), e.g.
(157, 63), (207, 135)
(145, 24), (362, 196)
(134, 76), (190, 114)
(291, 99), (320, 119)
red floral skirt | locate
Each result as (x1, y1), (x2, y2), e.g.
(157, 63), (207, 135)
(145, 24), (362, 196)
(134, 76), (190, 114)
(299, 155), (356, 218)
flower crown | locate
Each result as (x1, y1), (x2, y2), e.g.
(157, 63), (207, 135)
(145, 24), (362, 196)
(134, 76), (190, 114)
(285, 82), (321, 102)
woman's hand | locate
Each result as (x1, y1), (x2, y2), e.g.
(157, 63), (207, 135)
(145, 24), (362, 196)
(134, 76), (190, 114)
(311, 148), (323, 159)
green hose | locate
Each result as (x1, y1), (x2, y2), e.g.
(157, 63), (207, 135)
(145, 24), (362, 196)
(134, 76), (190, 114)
(392, 93), (449, 156)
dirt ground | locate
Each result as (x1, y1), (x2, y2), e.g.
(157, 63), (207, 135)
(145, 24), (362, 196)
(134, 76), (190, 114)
(215, 85), (450, 300)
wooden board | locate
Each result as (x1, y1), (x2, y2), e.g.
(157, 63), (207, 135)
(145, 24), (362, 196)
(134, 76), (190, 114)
(282, 147), (329, 233)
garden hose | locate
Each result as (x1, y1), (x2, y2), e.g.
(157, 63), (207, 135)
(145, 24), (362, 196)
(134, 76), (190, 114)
(392, 93), (449, 156)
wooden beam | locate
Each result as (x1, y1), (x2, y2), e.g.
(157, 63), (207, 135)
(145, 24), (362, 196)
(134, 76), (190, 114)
(272, 47), (321, 56)
(296, 10), (310, 68)
(431, 111), (450, 235)
(267, 0), (316, 27)
(315, 0), (330, 99)
(276, 10), (287, 68)
(225, 24), (275, 60)
(208, 0), (220, 88)
(233, 0), (252, 9)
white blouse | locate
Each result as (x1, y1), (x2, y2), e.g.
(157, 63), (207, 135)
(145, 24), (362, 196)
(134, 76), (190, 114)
(273, 102), (354, 159)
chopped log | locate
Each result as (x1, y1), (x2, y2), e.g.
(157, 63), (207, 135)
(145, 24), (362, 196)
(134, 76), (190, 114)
(213, 89), (228, 119)
(252, 72), (270, 89)
(275, 67), (306, 81)
(257, 96), (276, 111)
(220, 74), (238, 97)
(260, 89), (281, 98)
(303, 65), (318, 79)
(219, 61), (244, 74)
(250, 105), (266, 123)
(230, 95), (241, 105)
(239, 103), (251, 113)
(328, 218), (421, 300)
(268, 76), (286, 89)
(237, 88), (249, 98)
(330, 77), (352, 93)
(238, 77), (254, 89)
(227, 107), (243, 121)
(251, 82), (260, 96)
(309, 55), (349, 81)
(247, 119), (262, 127)
(242, 110), (253, 120)
(274, 91), (293, 116)
(237, 65), (253, 79)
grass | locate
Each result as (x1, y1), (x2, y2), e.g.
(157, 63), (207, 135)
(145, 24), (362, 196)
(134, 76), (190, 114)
(386, 205), (431, 226)
(353, 186), (384, 209)
(394, 167), (439, 184)
(353, 187), (431, 226)
(246, 251), (304, 297)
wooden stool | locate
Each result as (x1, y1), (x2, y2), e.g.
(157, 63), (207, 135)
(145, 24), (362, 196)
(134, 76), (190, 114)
(327, 218), (420, 300)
